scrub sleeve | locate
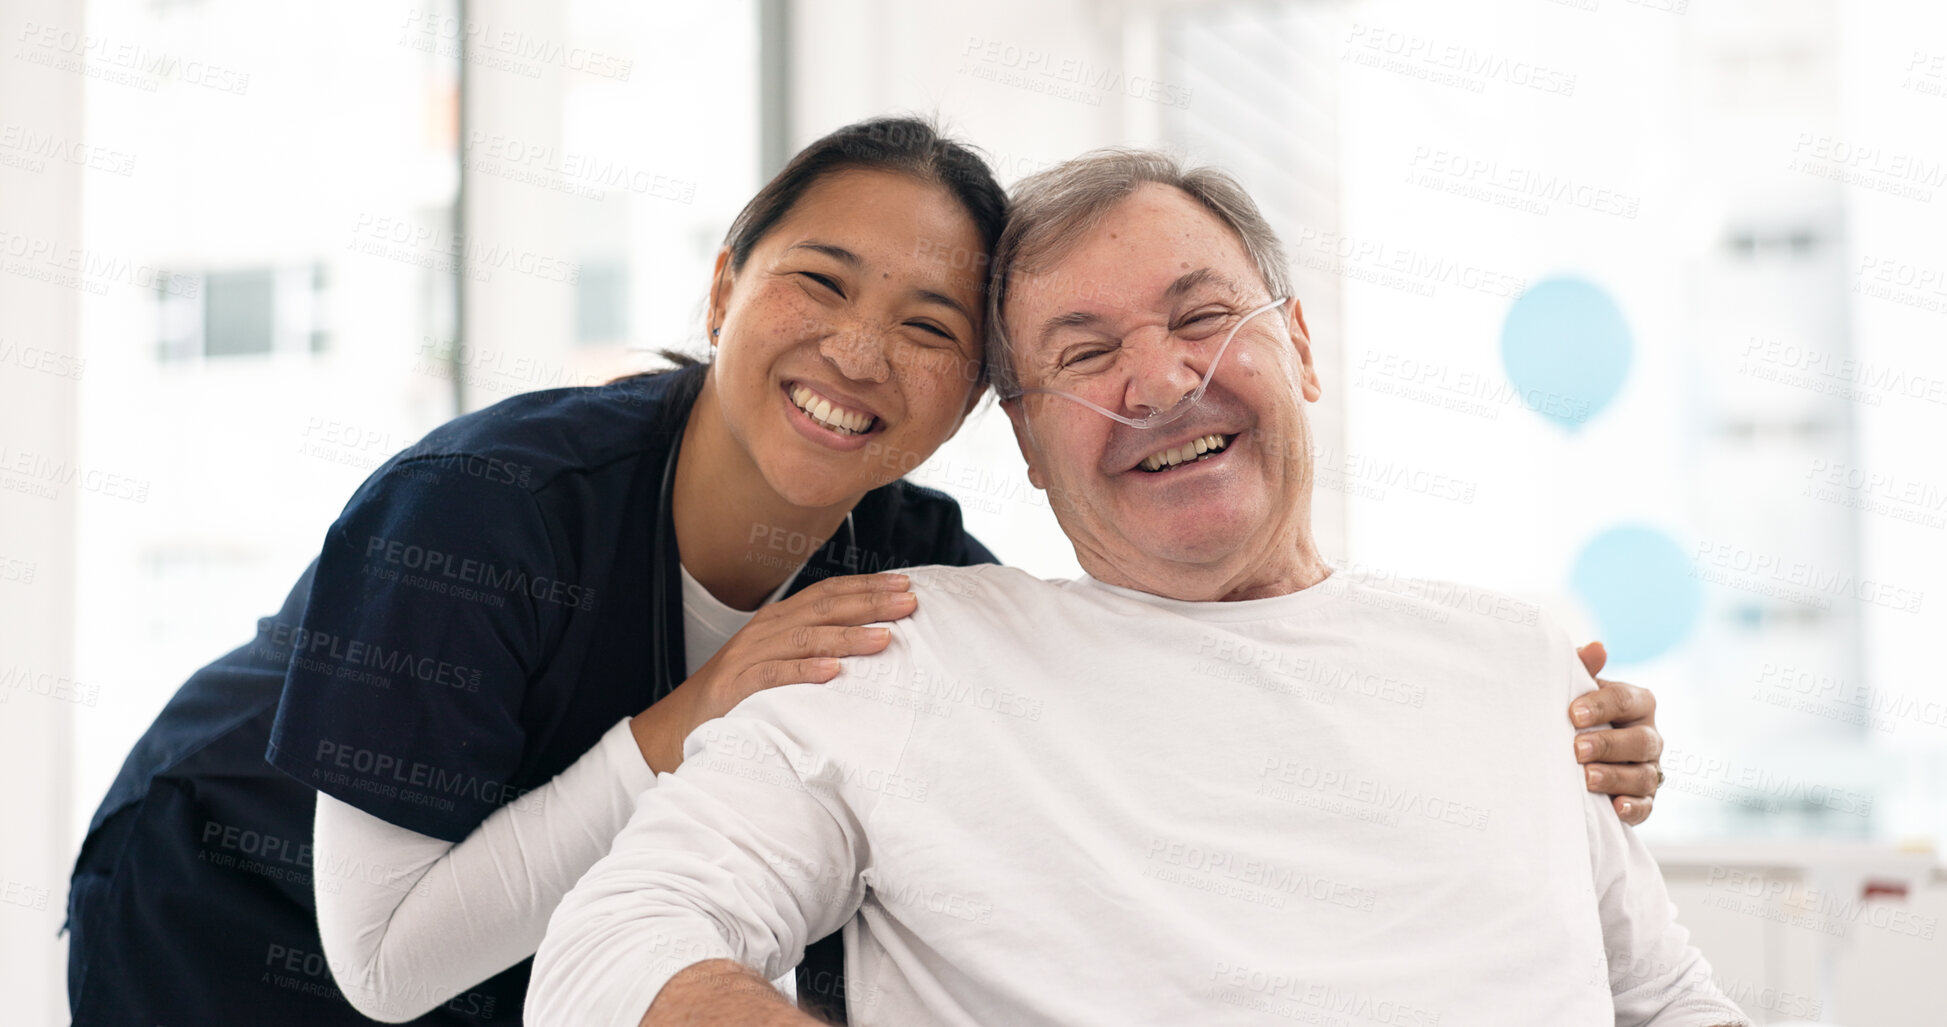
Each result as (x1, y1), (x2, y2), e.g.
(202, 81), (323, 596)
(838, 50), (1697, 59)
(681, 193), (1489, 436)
(267, 454), (563, 843)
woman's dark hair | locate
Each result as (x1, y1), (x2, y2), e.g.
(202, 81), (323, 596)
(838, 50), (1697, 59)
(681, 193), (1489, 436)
(642, 115), (1007, 375)
(723, 115), (1007, 276)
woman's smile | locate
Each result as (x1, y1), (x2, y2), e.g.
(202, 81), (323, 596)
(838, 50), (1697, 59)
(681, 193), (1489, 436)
(780, 379), (889, 451)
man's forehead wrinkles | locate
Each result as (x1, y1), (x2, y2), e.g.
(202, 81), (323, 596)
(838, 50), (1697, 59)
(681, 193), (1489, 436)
(1032, 268), (1245, 324)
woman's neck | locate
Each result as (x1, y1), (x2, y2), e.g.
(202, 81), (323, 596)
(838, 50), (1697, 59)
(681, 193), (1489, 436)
(672, 372), (858, 611)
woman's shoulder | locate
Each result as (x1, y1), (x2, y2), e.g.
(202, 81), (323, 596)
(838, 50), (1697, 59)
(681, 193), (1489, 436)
(384, 364), (704, 495)
(854, 476), (996, 568)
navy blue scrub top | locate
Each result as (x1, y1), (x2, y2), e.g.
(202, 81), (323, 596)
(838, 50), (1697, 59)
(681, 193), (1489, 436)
(68, 363), (995, 1025)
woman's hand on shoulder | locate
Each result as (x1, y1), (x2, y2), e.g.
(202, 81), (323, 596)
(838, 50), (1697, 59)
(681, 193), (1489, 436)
(630, 573), (917, 773)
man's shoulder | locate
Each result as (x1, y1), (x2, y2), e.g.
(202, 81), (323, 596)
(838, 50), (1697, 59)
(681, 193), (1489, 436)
(1323, 564), (1557, 639)
(902, 562), (1050, 598)
(896, 563), (1099, 627)
(1323, 567), (1588, 703)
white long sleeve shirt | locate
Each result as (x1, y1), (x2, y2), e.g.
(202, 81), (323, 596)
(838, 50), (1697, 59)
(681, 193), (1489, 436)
(312, 719), (656, 1021)
(528, 563), (1748, 1027)
(310, 562), (794, 1021)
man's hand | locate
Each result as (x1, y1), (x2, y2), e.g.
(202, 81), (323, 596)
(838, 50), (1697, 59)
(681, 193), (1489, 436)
(642, 960), (824, 1027)
(1570, 641), (1663, 826)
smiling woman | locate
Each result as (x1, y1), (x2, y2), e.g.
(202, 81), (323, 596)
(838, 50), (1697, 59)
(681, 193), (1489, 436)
(706, 170), (990, 477)
(674, 160), (1000, 608)
(62, 116), (1010, 1027)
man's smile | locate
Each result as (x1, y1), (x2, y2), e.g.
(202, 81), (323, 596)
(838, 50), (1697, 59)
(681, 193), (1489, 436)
(1135, 432), (1237, 473)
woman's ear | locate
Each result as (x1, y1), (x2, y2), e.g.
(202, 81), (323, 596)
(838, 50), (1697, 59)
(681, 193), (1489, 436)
(706, 247), (735, 345)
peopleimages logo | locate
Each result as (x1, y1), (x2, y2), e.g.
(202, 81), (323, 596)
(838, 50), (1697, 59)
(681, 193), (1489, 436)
(259, 620), (484, 693)
(1342, 22), (1577, 97)
(1705, 867), (1936, 940)
(363, 535), (596, 611)
(959, 36), (1193, 109)
(312, 740), (541, 815)
(1691, 539), (1924, 614)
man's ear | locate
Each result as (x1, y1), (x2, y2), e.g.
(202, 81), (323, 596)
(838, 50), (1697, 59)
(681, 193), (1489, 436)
(705, 247), (735, 345)
(1000, 399), (1047, 491)
(1287, 296), (1322, 403)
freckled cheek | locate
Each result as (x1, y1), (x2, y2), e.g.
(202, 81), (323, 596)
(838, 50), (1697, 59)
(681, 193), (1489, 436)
(883, 387), (950, 447)
(890, 354), (977, 419)
(757, 293), (826, 345)
(732, 282), (820, 343)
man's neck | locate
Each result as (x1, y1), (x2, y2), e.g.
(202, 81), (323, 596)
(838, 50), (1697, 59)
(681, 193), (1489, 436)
(672, 375), (857, 611)
(1080, 532), (1333, 603)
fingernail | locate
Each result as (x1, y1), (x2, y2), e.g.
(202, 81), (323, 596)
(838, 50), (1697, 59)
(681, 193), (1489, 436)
(1618, 800), (1635, 817)
(1575, 738), (1594, 760)
(884, 574), (910, 587)
(815, 658), (841, 674)
(1586, 766), (1605, 787)
(1571, 703), (1592, 724)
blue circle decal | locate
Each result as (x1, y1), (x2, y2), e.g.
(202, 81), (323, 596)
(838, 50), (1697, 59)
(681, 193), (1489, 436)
(1570, 525), (1701, 664)
(1501, 276), (1632, 431)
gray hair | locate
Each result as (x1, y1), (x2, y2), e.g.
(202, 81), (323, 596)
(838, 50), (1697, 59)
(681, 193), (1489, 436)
(985, 148), (1291, 396)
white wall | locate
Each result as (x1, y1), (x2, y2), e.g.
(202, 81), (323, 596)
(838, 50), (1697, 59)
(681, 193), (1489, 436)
(0, 0), (82, 1020)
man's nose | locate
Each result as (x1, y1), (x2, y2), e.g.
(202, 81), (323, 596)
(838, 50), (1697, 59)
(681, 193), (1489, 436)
(819, 321), (892, 383)
(1121, 330), (1201, 416)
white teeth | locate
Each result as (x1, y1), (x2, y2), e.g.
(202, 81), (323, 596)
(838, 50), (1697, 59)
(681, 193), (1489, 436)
(1139, 434), (1230, 472)
(791, 385), (874, 436)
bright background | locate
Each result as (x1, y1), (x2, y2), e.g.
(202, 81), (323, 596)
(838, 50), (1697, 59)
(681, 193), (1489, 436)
(3, 0), (1943, 1022)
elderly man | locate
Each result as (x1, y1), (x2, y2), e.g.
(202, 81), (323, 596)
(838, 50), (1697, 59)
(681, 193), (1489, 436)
(526, 152), (1746, 1027)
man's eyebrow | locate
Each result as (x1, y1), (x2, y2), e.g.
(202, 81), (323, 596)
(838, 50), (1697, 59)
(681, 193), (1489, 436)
(1165, 267), (1241, 301)
(1037, 309), (1105, 345)
(1033, 269), (1244, 344)
(786, 241), (862, 266)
